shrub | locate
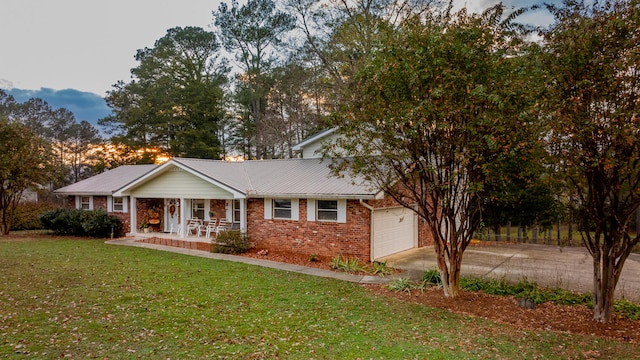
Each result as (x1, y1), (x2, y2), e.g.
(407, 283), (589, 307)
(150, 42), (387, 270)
(11, 202), (58, 230)
(614, 299), (640, 321)
(371, 261), (395, 276)
(329, 254), (366, 273)
(213, 230), (251, 254)
(38, 208), (122, 238)
(422, 269), (442, 286)
(387, 277), (424, 295)
(82, 210), (122, 238)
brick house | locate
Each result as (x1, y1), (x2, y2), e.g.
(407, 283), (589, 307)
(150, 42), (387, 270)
(54, 133), (432, 262)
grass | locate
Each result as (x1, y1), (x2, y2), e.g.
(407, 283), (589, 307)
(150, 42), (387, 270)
(1, 237), (639, 358)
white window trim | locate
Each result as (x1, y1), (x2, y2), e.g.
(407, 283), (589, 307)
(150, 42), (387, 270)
(264, 198), (299, 221)
(108, 196), (127, 213)
(308, 199), (346, 223)
(77, 195), (93, 210)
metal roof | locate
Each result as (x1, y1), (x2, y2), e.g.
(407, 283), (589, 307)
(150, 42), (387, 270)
(54, 165), (157, 195)
(174, 157), (378, 199)
(55, 158), (378, 199)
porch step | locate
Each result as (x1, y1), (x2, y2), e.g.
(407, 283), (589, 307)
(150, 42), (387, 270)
(136, 236), (212, 252)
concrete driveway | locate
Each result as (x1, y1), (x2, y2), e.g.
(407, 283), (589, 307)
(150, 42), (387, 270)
(380, 243), (640, 302)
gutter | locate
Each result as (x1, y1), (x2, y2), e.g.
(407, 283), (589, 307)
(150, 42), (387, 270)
(359, 199), (376, 261)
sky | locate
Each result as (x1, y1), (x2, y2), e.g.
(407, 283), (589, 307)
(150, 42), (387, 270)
(0, 0), (555, 127)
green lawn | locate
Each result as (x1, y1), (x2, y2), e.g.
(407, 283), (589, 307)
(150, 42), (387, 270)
(1, 237), (638, 359)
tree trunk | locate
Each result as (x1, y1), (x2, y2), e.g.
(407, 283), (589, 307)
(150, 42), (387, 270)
(592, 254), (616, 323)
(435, 243), (463, 298)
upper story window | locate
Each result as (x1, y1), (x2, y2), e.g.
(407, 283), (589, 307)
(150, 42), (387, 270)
(317, 200), (338, 221)
(273, 199), (292, 219)
(113, 197), (124, 212)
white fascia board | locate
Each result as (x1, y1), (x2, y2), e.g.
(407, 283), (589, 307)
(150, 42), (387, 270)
(291, 127), (338, 151)
(248, 192), (377, 200)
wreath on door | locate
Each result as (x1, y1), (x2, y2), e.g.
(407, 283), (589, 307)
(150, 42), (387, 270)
(169, 204), (176, 217)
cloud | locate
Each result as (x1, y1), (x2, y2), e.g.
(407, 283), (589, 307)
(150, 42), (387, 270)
(3, 87), (112, 129)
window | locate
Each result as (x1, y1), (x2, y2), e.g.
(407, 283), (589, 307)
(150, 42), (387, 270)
(192, 199), (205, 219)
(80, 196), (91, 210)
(317, 200), (338, 221)
(233, 199), (241, 223)
(273, 199), (292, 219)
(113, 197), (124, 212)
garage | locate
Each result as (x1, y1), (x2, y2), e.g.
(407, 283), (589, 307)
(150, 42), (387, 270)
(372, 206), (417, 260)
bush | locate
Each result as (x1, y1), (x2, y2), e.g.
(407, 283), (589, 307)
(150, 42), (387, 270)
(387, 277), (425, 295)
(422, 269), (442, 286)
(11, 202), (58, 230)
(329, 254), (366, 273)
(213, 230), (251, 254)
(38, 208), (122, 238)
(82, 210), (122, 238)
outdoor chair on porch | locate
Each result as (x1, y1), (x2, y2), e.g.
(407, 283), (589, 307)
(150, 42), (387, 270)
(186, 219), (202, 236)
(204, 219), (218, 238)
(215, 219), (232, 237)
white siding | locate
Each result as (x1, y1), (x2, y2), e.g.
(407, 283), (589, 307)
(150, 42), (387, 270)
(301, 133), (341, 158)
(130, 168), (234, 199)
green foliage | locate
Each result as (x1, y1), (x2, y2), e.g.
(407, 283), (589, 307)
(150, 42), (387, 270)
(371, 260), (395, 276)
(3, 238), (638, 358)
(0, 117), (57, 235)
(422, 269), (442, 286)
(38, 208), (122, 238)
(329, 253), (366, 273)
(10, 202), (58, 230)
(614, 300), (640, 321)
(542, 0), (640, 322)
(213, 230), (252, 254)
(458, 276), (593, 307)
(81, 210), (123, 238)
(101, 26), (228, 161)
(327, 4), (544, 297)
(387, 277), (424, 295)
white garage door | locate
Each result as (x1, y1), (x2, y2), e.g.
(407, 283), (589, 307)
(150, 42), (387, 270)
(372, 206), (417, 260)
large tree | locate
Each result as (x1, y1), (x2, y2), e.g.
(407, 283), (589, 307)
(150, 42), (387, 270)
(101, 26), (228, 162)
(0, 118), (56, 234)
(213, 0), (295, 158)
(328, 5), (543, 297)
(543, 0), (640, 323)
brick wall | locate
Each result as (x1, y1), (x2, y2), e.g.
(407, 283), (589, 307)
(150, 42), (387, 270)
(93, 196), (107, 211)
(109, 211), (131, 236)
(247, 199), (372, 261)
(209, 199), (226, 220)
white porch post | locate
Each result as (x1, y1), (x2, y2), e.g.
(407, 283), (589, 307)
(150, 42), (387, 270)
(179, 197), (186, 238)
(240, 198), (246, 232)
(130, 196), (137, 234)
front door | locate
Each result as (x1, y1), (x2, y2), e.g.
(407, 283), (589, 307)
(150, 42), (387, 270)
(165, 198), (180, 232)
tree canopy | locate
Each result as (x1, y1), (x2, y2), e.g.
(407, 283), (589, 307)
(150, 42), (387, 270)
(0, 117), (56, 234)
(100, 26), (228, 162)
(542, 0), (640, 323)
(327, 5), (544, 297)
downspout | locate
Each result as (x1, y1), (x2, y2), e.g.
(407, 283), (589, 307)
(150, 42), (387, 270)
(360, 199), (375, 261)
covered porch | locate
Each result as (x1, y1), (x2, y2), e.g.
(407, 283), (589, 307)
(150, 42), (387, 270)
(113, 161), (248, 238)
(128, 197), (246, 238)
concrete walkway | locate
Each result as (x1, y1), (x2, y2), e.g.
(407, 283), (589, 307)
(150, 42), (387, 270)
(105, 238), (390, 284)
(380, 243), (640, 302)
